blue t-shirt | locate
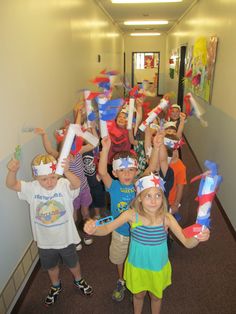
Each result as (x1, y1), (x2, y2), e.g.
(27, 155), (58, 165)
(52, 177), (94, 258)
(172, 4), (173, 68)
(106, 180), (136, 237)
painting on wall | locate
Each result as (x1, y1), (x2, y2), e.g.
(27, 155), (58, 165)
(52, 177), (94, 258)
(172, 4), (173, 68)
(184, 36), (218, 103)
(144, 55), (154, 68)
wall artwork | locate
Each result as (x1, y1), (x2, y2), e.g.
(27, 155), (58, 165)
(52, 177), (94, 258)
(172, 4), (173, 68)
(184, 36), (218, 103)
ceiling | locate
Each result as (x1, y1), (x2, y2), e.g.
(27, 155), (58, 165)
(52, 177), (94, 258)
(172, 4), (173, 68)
(96, 0), (197, 34)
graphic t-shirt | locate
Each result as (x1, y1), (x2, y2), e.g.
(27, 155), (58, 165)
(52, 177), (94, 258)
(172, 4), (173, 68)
(18, 178), (81, 249)
(106, 180), (136, 237)
(82, 150), (99, 187)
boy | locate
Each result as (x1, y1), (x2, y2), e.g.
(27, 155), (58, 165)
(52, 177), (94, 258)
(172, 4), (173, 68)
(98, 136), (137, 302)
(6, 154), (93, 306)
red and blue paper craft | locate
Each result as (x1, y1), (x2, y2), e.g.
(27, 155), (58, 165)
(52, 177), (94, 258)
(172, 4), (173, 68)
(183, 160), (222, 238)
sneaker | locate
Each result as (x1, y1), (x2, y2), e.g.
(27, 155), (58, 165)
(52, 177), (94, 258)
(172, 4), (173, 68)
(73, 278), (93, 296)
(76, 242), (82, 251)
(112, 280), (126, 302)
(83, 236), (93, 245)
(44, 283), (62, 306)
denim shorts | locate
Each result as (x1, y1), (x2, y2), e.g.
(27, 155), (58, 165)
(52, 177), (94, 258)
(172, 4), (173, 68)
(38, 244), (79, 270)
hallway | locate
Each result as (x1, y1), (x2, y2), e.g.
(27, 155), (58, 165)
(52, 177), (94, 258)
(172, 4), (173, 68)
(14, 142), (236, 314)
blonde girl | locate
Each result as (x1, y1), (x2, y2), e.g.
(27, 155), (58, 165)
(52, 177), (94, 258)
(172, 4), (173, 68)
(84, 174), (210, 314)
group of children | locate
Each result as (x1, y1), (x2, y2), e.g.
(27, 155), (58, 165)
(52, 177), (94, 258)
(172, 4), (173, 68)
(6, 92), (210, 313)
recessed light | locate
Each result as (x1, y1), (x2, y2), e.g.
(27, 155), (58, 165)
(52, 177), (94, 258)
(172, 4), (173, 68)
(124, 20), (168, 25)
(130, 32), (161, 36)
(112, 0), (182, 3)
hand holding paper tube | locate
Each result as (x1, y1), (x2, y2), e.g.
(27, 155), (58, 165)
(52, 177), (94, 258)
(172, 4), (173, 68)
(127, 98), (135, 130)
(84, 90), (92, 128)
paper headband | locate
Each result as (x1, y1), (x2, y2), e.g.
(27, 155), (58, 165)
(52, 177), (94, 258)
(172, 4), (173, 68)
(171, 104), (181, 111)
(135, 174), (165, 195)
(112, 157), (138, 171)
(164, 137), (185, 150)
(32, 161), (57, 176)
(164, 121), (177, 130)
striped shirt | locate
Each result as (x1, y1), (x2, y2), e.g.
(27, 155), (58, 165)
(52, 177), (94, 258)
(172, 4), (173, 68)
(131, 225), (167, 246)
(69, 153), (88, 191)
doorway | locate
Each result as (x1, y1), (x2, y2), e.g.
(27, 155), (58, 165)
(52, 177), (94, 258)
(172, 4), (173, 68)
(132, 52), (160, 96)
(177, 45), (187, 109)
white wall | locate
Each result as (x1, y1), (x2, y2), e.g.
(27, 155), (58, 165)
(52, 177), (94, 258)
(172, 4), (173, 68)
(124, 34), (167, 95)
(166, 0), (236, 229)
(0, 0), (123, 293)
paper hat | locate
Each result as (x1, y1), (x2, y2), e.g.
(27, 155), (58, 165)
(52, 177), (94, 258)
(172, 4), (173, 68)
(171, 104), (181, 110)
(135, 173), (165, 195)
(112, 157), (138, 171)
(150, 123), (160, 131)
(164, 121), (177, 130)
(164, 137), (178, 149)
(32, 161), (57, 176)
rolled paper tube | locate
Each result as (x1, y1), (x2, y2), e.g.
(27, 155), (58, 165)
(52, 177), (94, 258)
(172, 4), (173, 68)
(72, 124), (99, 147)
(127, 98), (135, 130)
(97, 96), (108, 138)
(55, 124), (75, 175)
(139, 98), (169, 132)
(84, 90), (92, 128)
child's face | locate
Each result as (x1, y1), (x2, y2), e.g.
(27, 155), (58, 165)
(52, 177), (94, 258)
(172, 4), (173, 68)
(170, 108), (180, 121)
(165, 127), (177, 136)
(116, 112), (127, 128)
(113, 167), (137, 185)
(36, 173), (58, 190)
(140, 187), (163, 213)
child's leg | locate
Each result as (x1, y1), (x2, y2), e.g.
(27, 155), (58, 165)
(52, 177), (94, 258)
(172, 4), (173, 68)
(133, 291), (146, 314)
(47, 265), (60, 286)
(148, 292), (162, 314)
(117, 263), (124, 280)
(68, 261), (82, 280)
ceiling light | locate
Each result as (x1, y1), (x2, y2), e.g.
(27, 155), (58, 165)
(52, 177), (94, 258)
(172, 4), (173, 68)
(124, 20), (168, 25)
(112, 0), (182, 3)
(130, 32), (161, 36)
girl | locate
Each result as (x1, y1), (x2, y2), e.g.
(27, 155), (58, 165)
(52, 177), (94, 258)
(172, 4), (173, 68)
(84, 174), (210, 314)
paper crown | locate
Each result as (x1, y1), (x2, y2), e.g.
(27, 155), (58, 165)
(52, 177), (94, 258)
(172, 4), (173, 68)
(135, 173), (165, 195)
(164, 137), (185, 150)
(171, 104), (181, 110)
(32, 161), (57, 176)
(150, 123), (160, 131)
(164, 121), (177, 130)
(112, 157), (138, 171)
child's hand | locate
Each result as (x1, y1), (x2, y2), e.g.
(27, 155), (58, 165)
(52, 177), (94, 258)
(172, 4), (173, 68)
(61, 157), (70, 173)
(84, 219), (97, 235)
(153, 131), (164, 149)
(7, 159), (20, 172)
(180, 112), (186, 122)
(34, 128), (46, 136)
(196, 227), (210, 242)
(101, 136), (111, 151)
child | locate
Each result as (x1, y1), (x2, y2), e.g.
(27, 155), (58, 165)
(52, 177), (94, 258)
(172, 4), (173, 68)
(164, 134), (187, 219)
(6, 154), (93, 306)
(35, 127), (94, 249)
(84, 174), (210, 314)
(98, 135), (138, 302)
(168, 104), (186, 139)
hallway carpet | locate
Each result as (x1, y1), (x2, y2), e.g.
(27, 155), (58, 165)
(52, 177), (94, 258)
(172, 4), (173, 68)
(14, 142), (236, 314)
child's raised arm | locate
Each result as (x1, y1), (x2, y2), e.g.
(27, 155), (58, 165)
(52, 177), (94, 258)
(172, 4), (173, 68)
(62, 157), (80, 190)
(98, 136), (112, 188)
(34, 128), (59, 159)
(84, 209), (134, 236)
(6, 159), (21, 192)
(165, 212), (210, 248)
(176, 112), (186, 139)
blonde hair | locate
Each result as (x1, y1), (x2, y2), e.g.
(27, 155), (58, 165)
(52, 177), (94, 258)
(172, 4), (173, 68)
(131, 187), (168, 219)
(32, 154), (56, 166)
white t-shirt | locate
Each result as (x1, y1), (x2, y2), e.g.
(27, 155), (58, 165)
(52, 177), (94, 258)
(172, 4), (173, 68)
(18, 178), (81, 249)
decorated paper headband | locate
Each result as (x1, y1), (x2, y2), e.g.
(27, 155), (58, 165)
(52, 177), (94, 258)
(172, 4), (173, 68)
(164, 137), (184, 150)
(150, 123), (160, 131)
(32, 161), (57, 176)
(112, 157), (138, 171)
(135, 173), (165, 195)
(171, 104), (181, 110)
(164, 121), (177, 130)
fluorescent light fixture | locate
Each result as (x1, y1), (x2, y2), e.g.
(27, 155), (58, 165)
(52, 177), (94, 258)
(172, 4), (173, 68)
(124, 20), (168, 25)
(112, 0), (182, 3)
(130, 32), (161, 36)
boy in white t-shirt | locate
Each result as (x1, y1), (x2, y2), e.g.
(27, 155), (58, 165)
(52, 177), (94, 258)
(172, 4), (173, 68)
(6, 154), (93, 306)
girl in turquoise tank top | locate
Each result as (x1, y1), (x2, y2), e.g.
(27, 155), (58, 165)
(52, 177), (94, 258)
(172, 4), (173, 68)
(84, 174), (210, 314)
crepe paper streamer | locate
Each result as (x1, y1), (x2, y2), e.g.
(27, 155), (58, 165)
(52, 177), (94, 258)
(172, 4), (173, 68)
(88, 111), (97, 122)
(95, 216), (114, 226)
(127, 98), (135, 130)
(139, 98), (169, 132)
(173, 138), (185, 150)
(97, 97), (109, 138)
(184, 94), (191, 116)
(86, 92), (101, 100)
(92, 77), (110, 84)
(14, 145), (21, 160)
(107, 121), (128, 145)
(22, 126), (35, 132)
(99, 98), (123, 121)
(183, 160), (222, 238)
(186, 92), (208, 127)
(56, 124), (76, 175)
(84, 90), (92, 128)
(70, 136), (83, 156)
(73, 124), (99, 148)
